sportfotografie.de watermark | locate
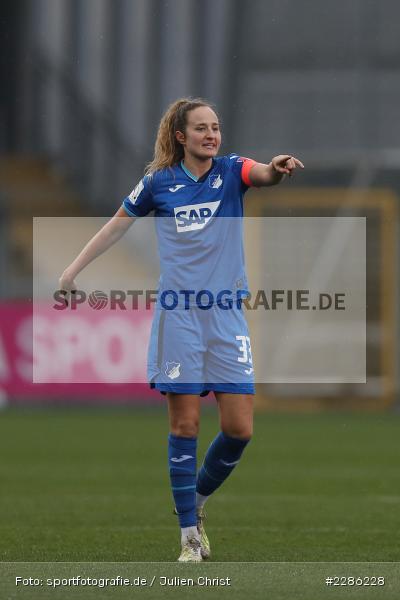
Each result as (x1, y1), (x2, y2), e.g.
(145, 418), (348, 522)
(53, 288), (346, 311)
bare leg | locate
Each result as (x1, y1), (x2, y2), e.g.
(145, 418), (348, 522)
(215, 392), (254, 439)
(167, 393), (201, 438)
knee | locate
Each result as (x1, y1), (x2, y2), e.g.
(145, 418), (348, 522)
(170, 419), (199, 438)
(221, 426), (253, 441)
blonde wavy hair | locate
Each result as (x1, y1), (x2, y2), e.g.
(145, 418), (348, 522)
(145, 97), (218, 175)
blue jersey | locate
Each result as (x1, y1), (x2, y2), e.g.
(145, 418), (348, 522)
(122, 154), (255, 308)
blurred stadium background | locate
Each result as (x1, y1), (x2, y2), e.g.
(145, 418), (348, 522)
(0, 0), (398, 410)
(1, 0), (400, 573)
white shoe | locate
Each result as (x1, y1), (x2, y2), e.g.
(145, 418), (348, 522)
(197, 508), (211, 559)
(173, 506), (211, 560)
(178, 535), (203, 562)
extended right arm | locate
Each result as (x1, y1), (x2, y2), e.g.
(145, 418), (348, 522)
(59, 206), (134, 292)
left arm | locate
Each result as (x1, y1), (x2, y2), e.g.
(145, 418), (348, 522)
(248, 154), (304, 187)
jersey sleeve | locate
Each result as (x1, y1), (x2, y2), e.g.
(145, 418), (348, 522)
(226, 153), (257, 190)
(122, 175), (154, 217)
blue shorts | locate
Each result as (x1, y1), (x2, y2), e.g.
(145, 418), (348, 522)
(148, 304), (255, 396)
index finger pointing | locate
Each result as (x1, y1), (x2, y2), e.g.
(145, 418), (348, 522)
(278, 155), (293, 163)
(293, 158), (305, 168)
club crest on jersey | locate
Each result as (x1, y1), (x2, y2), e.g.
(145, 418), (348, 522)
(165, 362), (181, 379)
(209, 174), (223, 189)
(174, 200), (221, 232)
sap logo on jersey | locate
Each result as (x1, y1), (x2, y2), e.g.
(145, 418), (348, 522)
(174, 200), (220, 232)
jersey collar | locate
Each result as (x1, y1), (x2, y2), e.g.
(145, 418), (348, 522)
(180, 159), (214, 183)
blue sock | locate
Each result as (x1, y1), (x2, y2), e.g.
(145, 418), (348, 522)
(196, 431), (250, 497)
(168, 434), (197, 528)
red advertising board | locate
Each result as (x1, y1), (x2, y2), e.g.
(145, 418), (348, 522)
(0, 303), (159, 403)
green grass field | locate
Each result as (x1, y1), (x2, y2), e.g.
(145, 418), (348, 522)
(0, 407), (399, 598)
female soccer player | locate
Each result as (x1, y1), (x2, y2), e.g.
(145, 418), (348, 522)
(59, 98), (304, 562)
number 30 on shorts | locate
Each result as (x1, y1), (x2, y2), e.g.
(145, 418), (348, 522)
(236, 335), (253, 366)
